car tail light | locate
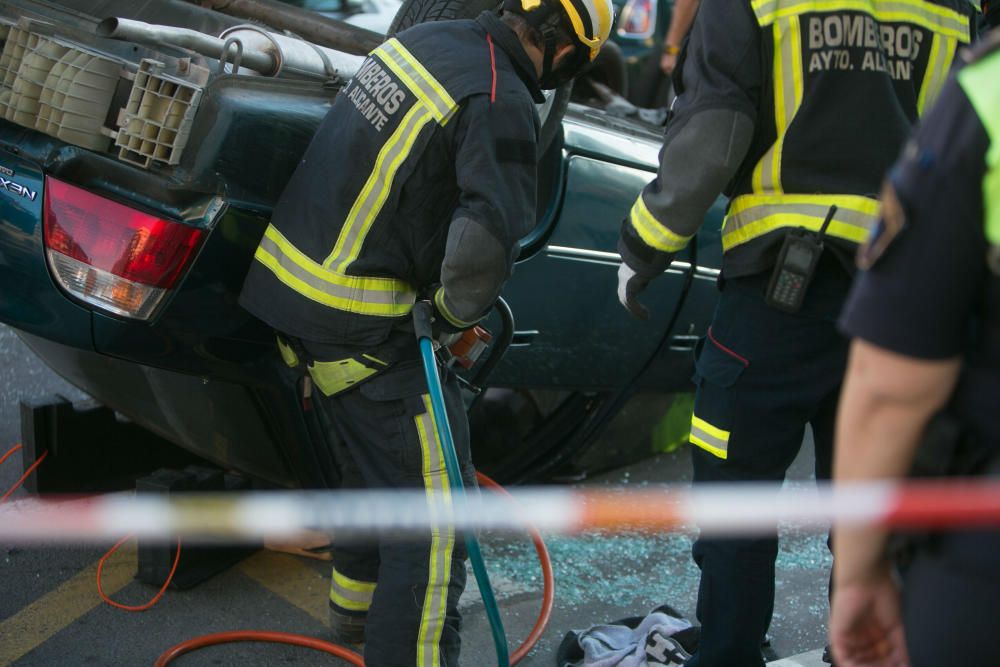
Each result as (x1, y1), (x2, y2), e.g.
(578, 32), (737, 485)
(43, 177), (205, 320)
(617, 0), (656, 38)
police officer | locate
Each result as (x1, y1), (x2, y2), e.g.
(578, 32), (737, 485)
(831, 30), (1000, 667)
(615, 1), (974, 665)
(238, 0), (613, 663)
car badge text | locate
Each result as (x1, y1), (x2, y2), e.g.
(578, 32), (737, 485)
(0, 176), (37, 201)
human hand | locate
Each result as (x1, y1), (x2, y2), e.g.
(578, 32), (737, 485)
(617, 262), (651, 320)
(829, 569), (909, 667)
(660, 51), (678, 76)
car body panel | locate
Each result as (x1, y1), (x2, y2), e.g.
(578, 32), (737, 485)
(0, 144), (93, 348)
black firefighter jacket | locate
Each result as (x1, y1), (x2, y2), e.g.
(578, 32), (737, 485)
(618, 0), (976, 280)
(240, 11), (544, 349)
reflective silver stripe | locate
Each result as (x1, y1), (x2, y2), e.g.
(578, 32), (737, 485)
(414, 397), (453, 667)
(329, 567), (376, 612)
(256, 232), (415, 314)
(375, 39), (457, 124)
(751, 0), (970, 41)
(722, 198), (879, 250)
(628, 195), (693, 253)
(690, 416), (729, 459)
(327, 103), (435, 272)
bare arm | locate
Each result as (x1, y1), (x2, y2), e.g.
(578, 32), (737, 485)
(833, 339), (960, 584)
(665, 0), (699, 48)
(660, 0), (700, 74)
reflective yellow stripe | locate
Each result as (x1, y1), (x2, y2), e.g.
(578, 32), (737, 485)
(751, 0), (971, 42)
(690, 415), (729, 459)
(322, 39), (460, 275)
(375, 39), (457, 124)
(722, 193), (880, 251)
(308, 357), (379, 396)
(326, 104), (435, 272)
(754, 16), (804, 194)
(329, 567), (376, 612)
(433, 286), (478, 329)
(277, 336), (299, 368)
(414, 395), (454, 667)
(255, 224), (415, 317)
(628, 194), (694, 253)
(917, 32), (958, 115)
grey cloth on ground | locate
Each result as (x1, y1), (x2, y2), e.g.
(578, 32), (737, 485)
(572, 610), (692, 667)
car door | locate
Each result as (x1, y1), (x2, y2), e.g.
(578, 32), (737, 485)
(490, 110), (690, 391)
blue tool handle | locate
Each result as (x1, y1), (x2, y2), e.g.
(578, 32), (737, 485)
(416, 333), (511, 667)
(412, 300), (434, 342)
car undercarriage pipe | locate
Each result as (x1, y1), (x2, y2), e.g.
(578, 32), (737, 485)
(188, 0), (384, 56)
(96, 17), (364, 80)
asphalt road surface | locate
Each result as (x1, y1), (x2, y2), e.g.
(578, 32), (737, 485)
(0, 323), (832, 666)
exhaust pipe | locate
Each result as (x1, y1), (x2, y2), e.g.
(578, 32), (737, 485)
(96, 17), (364, 80)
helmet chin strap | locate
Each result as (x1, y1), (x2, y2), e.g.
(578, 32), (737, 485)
(537, 29), (559, 89)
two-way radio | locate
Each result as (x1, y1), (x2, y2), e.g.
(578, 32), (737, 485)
(765, 205), (838, 313)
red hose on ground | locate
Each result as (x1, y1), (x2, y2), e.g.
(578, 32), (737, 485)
(153, 631), (365, 667)
(154, 471), (555, 666)
(0, 445), (552, 664)
(98, 535), (182, 612)
(0, 444), (48, 503)
(476, 471), (556, 665)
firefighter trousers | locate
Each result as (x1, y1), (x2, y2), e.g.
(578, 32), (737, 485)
(684, 262), (850, 667)
(317, 358), (475, 667)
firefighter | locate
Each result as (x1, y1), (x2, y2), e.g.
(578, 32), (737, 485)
(831, 30), (1000, 667)
(238, 0), (613, 664)
(615, 1), (975, 665)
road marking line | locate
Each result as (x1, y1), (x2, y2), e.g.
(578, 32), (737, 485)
(0, 546), (135, 665)
(238, 550), (328, 623)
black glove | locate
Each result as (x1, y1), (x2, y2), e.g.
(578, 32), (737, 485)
(617, 262), (651, 320)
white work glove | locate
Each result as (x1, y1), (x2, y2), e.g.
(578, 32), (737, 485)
(617, 262), (651, 320)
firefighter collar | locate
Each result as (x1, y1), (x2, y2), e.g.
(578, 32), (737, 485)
(476, 11), (545, 103)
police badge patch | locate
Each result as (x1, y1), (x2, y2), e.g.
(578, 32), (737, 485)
(857, 179), (907, 270)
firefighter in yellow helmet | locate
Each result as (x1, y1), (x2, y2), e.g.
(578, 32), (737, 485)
(238, 0), (612, 663)
(614, 1), (975, 665)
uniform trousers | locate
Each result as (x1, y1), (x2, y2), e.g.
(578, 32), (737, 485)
(684, 263), (850, 667)
(902, 506), (1000, 665)
(318, 359), (474, 667)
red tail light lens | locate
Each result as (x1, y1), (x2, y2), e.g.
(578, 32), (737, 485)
(43, 177), (205, 320)
(617, 0), (655, 38)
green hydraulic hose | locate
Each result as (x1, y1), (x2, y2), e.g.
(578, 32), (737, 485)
(413, 301), (510, 667)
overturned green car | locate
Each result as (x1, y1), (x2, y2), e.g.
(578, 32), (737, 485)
(0, 0), (724, 486)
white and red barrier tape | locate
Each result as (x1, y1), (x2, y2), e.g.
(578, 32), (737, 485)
(2, 480), (1000, 543)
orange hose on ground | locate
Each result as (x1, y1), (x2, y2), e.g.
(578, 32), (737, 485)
(1, 448), (47, 503)
(153, 631), (365, 667)
(0, 443), (22, 466)
(155, 472), (555, 666)
(476, 471), (555, 665)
